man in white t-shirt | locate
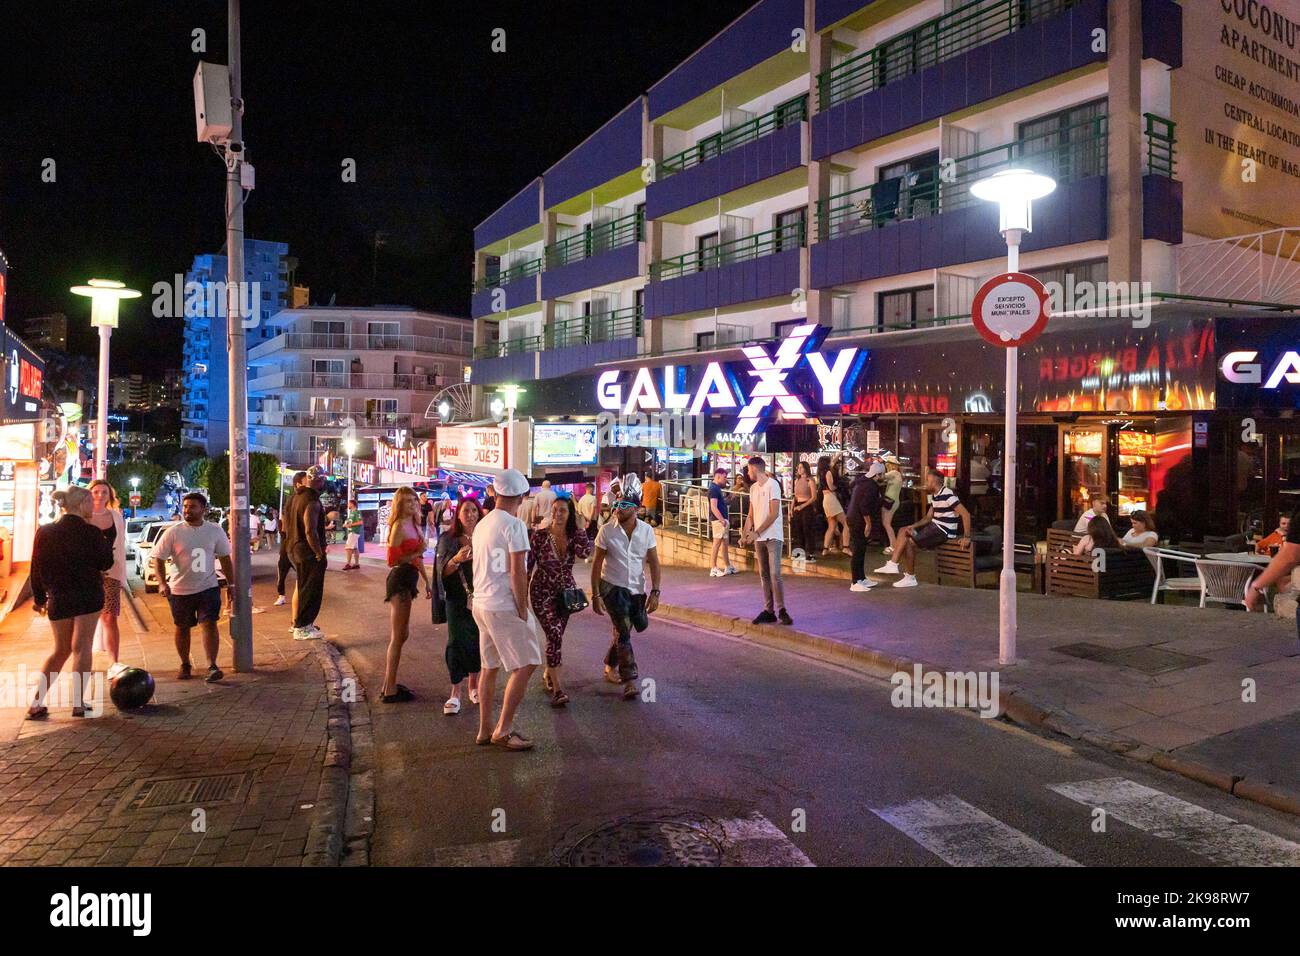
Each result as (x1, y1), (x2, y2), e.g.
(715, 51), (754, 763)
(471, 468), (544, 751)
(1074, 495), (1110, 533)
(533, 479), (556, 530)
(591, 484), (661, 700)
(153, 492), (234, 683)
(740, 456), (791, 625)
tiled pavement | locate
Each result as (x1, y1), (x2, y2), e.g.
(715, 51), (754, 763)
(0, 584), (335, 867)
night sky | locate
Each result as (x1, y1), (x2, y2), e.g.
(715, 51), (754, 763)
(0, 0), (754, 373)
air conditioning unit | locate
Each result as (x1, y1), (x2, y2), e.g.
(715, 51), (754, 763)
(193, 62), (233, 144)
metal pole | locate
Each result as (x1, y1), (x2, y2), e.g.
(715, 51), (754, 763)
(347, 453), (353, 508)
(226, 0), (253, 672)
(95, 325), (111, 480)
(998, 229), (1022, 666)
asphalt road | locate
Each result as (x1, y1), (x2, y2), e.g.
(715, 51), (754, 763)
(140, 552), (1300, 867)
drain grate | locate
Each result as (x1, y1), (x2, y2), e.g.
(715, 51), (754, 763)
(123, 773), (247, 811)
(1052, 642), (1209, 675)
(563, 814), (724, 867)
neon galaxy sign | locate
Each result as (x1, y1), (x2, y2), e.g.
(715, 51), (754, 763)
(1220, 350), (1300, 388)
(596, 323), (865, 434)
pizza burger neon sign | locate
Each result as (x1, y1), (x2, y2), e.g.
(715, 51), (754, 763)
(596, 324), (863, 434)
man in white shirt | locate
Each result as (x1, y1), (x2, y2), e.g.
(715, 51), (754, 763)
(576, 482), (598, 557)
(517, 490), (537, 529)
(1074, 495), (1110, 533)
(471, 468), (544, 751)
(153, 492), (234, 683)
(533, 479), (556, 530)
(592, 483), (661, 700)
(740, 456), (792, 625)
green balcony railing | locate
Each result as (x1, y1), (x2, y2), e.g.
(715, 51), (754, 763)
(546, 210), (644, 269)
(651, 220), (806, 281)
(661, 95), (809, 177)
(817, 0), (1080, 110)
(474, 256), (543, 293)
(817, 113), (1111, 240)
(473, 305), (644, 359)
(1144, 113), (1177, 178)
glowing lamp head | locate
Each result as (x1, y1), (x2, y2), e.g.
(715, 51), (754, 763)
(437, 400), (451, 421)
(969, 169), (1057, 234)
(70, 278), (142, 329)
(495, 383), (526, 413)
(341, 437), (359, 457)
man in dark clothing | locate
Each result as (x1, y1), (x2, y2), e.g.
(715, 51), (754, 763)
(285, 466), (329, 640)
(275, 471), (307, 609)
(847, 461), (885, 591)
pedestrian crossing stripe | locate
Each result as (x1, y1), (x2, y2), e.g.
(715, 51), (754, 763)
(1048, 777), (1300, 867)
(872, 795), (1081, 867)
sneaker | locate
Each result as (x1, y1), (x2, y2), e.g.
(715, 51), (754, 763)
(882, 546), (894, 556)
(292, 626), (321, 641)
(726, 566), (739, 575)
(875, 561), (901, 575)
(443, 697), (461, 716)
(177, 662), (193, 681)
(892, 574), (919, 588)
(752, 610), (778, 624)
(850, 579), (876, 592)
(205, 665), (223, 683)
(273, 595), (287, 606)
(777, 608), (793, 626)
(709, 568), (725, 578)
(106, 661), (129, 680)
(468, 688), (479, 705)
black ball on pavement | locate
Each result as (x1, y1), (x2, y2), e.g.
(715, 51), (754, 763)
(110, 668), (155, 710)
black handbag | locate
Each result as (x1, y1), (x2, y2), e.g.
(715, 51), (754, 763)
(558, 587), (588, 616)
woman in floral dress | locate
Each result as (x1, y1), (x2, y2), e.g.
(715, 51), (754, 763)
(528, 495), (592, 707)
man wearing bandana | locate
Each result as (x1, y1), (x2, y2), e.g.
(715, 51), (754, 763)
(591, 474), (662, 701)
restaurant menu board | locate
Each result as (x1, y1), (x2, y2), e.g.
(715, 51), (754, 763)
(532, 423), (598, 466)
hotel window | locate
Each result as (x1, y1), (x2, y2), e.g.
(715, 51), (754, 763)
(878, 286), (935, 330)
(832, 292), (854, 331)
(877, 150), (940, 223)
(364, 398), (398, 424)
(1017, 98), (1107, 182)
(311, 319), (345, 348)
(695, 331), (715, 351)
(634, 202), (646, 240)
(773, 93), (808, 128)
(773, 207), (807, 252)
(367, 321), (400, 348)
(311, 359), (345, 386)
(696, 232), (720, 272)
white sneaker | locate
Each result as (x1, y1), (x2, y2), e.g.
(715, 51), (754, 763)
(882, 547), (893, 556)
(850, 579), (876, 592)
(892, 574), (919, 588)
(709, 568), (724, 578)
(273, 595), (286, 606)
(468, 688), (479, 705)
(443, 697), (461, 715)
(293, 626), (322, 641)
(875, 561), (901, 575)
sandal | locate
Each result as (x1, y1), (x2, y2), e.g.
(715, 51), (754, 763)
(490, 730), (534, 751)
(549, 689), (569, 708)
(380, 685), (415, 703)
(25, 706), (48, 721)
(541, 671), (553, 693)
(475, 732), (493, 746)
(603, 665), (622, 684)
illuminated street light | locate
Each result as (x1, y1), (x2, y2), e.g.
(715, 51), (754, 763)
(341, 436), (359, 507)
(70, 278), (141, 480)
(970, 168), (1056, 666)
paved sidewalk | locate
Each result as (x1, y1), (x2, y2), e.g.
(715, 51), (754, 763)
(655, 563), (1300, 812)
(0, 584), (340, 867)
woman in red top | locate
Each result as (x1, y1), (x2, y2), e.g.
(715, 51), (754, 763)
(528, 495), (592, 707)
(380, 487), (432, 703)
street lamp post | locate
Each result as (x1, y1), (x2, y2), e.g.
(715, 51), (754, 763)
(130, 476), (140, 518)
(341, 437), (359, 510)
(70, 279), (141, 480)
(495, 385), (525, 471)
(969, 168), (1056, 666)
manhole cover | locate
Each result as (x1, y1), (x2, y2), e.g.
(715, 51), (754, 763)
(1052, 642), (1208, 675)
(564, 815), (724, 867)
(116, 773), (248, 812)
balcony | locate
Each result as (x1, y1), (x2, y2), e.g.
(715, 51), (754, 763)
(248, 332), (471, 361)
(540, 211), (644, 300)
(275, 372), (448, 391)
(812, 0), (1105, 159)
(647, 99), (807, 220)
(645, 221), (804, 319)
(250, 411), (417, 429)
(471, 256), (542, 318)
(811, 113), (1187, 288)
(471, 306), (644, 386)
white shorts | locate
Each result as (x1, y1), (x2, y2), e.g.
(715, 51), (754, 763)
(472, 605), (543, 672)
(712, 519), (730, 540)
(345, 533), (360, 549)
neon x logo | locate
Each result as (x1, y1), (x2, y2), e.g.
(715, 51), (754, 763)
(733, 324), (817, 435)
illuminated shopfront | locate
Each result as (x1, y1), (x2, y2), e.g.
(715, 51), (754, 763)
(0, 326), (48, 605)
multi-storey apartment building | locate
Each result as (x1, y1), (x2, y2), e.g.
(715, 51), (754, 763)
(181, 239), (290, 454)
(246, 306), (473, 469)
(468, 0), (1300, 541)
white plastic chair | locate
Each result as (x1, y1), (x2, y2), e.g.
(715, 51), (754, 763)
(1194, 559), (1266, 612)
(1144, 547), (1203, 605)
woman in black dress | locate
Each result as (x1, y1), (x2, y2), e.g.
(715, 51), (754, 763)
(436, 497), (482, 715)
(28, 486), (114, 719)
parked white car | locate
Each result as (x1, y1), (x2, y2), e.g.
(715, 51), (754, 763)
(124, 517), (150, 562)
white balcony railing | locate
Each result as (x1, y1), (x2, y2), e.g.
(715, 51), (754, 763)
(248, 332), (471, 361)
(1176, 227), (1300, 306)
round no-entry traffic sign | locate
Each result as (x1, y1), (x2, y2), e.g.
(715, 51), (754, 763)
(970, 272), (1050, 347)
(129, 494), (141, 506)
